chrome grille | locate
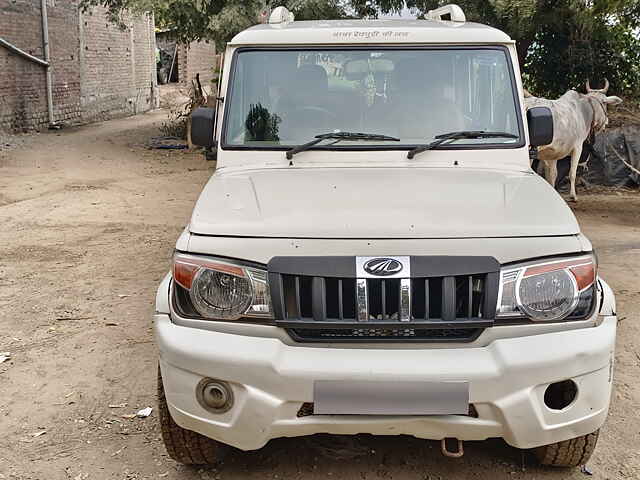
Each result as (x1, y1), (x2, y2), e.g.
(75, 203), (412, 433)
(279, 275), (489, 321)
(268, 256), (500, 343)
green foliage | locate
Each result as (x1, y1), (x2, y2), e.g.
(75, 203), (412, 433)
(81, 0), (349, 48)
(351, 0), (640, 99)
(524, 5), (640, 98)
(195, 1), (348, 49)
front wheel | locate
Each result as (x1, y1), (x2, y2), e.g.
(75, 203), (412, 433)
(158, 366), (227, 465)
(532, 430), (599, 467)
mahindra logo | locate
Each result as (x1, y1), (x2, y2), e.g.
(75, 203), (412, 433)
(363, 258), (403, 276)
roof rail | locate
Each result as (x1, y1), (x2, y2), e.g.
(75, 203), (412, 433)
(269, 6), (295, 24)
(425, 4), (466, 22)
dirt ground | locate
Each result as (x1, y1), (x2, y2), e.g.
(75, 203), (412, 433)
(1, 111), (639, 480)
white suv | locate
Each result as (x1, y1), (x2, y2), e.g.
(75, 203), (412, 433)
(154, 5), (617, 468)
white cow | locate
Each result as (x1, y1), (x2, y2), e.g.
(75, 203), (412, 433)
(524, 80), (622, 201)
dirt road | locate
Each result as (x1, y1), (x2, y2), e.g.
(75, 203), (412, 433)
(1, 112), (638, 480)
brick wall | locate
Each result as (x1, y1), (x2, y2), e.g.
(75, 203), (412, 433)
(155, 32), (218, 94)
(179, 40), (219, 96)
(131, 16), (158, 112)
(0, 0), (81, 130)
(79, 7), (157, 122)
(0, 0), (158, 132)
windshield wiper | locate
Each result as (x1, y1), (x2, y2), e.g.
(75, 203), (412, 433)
(406, 131), (519, 159)
(286, 131), (400, 160)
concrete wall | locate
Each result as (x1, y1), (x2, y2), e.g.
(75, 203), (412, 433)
(0, 0), (158, 132)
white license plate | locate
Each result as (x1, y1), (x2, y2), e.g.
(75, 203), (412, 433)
(313, 380), (469, 415)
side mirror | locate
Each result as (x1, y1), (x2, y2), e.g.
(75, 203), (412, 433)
(191, 107), (216, 148)
(527, 106), (553, 147)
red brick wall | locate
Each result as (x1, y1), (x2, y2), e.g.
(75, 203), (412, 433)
(0, 1), (157, 132)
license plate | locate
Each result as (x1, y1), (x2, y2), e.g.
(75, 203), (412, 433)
(313, 380), (469, 415)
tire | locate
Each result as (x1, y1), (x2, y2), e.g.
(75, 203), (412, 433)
(157, 367), (227, 465)
(533, 430), (599, 467)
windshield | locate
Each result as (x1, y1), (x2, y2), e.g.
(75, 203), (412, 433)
(223, 48), (522, 149)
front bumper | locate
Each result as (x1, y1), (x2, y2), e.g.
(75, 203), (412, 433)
(156, 313), (616, 451)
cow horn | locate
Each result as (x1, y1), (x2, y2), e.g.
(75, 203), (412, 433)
(603, 78), (610, 93)
(586, 79), (592, 93)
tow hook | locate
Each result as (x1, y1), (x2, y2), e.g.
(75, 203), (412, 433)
(441, 438), (464, 458)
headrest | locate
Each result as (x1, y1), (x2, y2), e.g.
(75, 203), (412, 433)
(394, 59), (425, 91)
(394, 58), (447, 92)
(296, 64), (328, 93)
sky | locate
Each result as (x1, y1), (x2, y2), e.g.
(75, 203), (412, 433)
(378, 7), (417, 18)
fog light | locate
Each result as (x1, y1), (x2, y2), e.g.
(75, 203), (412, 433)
(544, 379), (578, 410)
(196, 378), (234, 413)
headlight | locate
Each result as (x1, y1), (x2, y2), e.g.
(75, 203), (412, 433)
(172, 253), (272, 320)
(497, 254), (596, 321)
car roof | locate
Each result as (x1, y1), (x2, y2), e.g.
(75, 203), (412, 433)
(229, 19), (513, 46)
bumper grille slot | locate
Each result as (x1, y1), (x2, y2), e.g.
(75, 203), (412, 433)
(268, 256), (499, 343)
(296, 402), (480, 417)
(289, 327), (482, 342)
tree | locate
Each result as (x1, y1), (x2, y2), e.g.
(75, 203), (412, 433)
(84, 0), (349, 48)
(522, 1), (640, 97)
(348, 0), (540, 62)
(351, 0), (640, 96)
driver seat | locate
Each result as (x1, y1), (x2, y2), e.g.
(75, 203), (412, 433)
(279, 64), (332, 141)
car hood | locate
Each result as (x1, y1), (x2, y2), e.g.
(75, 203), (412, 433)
(189, 167), (580, 239)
